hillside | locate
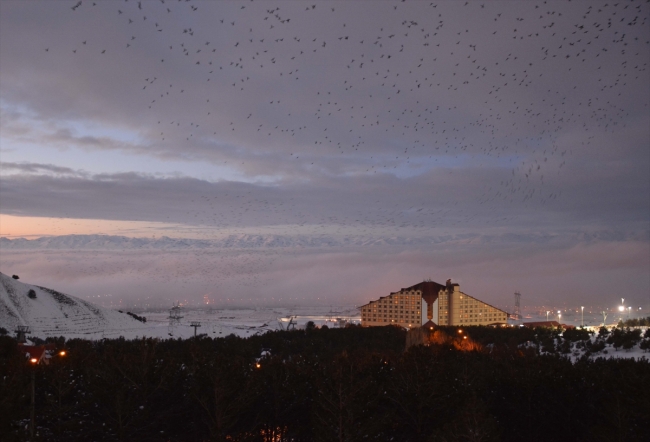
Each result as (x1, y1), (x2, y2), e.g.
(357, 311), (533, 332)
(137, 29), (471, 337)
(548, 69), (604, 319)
(0, 272), (147, 339)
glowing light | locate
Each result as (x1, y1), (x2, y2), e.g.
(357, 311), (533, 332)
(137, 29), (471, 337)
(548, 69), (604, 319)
(618, 306), (625, 312)
(30, 358), (38, 364)
(59, 351), (66, 357)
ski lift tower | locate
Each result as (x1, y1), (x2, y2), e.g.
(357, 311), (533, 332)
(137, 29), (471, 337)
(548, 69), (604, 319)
(15, 325), (31, 343)
(190, 321), (201, 337)
(168, 302), (183, 332)
(513, 292), (522, 325)
(277, 315), (297, 331)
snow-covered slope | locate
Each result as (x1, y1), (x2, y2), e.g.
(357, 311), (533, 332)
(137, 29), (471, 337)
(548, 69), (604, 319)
(0, 272), (147, 339)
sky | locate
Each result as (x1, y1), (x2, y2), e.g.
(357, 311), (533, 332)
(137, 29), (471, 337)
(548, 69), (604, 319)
(0, 0), (648, 311)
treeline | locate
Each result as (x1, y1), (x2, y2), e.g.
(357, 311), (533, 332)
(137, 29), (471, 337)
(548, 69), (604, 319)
(408, 324), (650, 356)
(618, 316), (650, 327)
(118, 311), (147, 323)
(0, 325), (649, 442)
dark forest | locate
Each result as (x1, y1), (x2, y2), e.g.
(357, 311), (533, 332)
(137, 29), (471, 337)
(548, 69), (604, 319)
(1, 325), (649, 442)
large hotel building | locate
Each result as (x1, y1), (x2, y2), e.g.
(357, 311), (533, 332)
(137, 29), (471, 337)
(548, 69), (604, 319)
(359, 279), (508, 328)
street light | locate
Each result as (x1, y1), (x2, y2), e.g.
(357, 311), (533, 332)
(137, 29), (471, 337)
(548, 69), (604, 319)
(628, 306), (632, 320)
(29, 349), (67, 441)
(557, 311), (561, 324)
(30, 359), (36, 441)
(546, 311), (550, 322)
(581, 306), (584, 328)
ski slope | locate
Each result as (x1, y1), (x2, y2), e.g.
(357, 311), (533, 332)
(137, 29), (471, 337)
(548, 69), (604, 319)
(0, 272), (148, 339)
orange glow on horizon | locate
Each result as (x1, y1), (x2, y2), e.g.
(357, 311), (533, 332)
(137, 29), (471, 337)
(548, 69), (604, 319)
(0, 214), (182, 239)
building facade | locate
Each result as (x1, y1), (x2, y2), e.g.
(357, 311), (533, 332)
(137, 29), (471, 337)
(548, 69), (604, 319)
(360, 279), (508, 328)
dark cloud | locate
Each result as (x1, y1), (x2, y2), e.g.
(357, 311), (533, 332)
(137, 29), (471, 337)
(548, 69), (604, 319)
(1, 162), (648, 236)
(0, 161), (86, 176)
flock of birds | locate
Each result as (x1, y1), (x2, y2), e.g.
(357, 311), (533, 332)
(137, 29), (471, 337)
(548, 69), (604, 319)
(18, 0), (649, 302)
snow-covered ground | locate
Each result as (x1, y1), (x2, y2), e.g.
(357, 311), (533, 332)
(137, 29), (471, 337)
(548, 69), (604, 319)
(572, 343), (648, 361)
(133, 305), (361, 340)
(1, 271), (360, 340)
(563, 330), (649, 362)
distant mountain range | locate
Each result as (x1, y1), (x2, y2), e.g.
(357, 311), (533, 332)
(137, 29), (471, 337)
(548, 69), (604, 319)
(0, 272), (146, 339)
(0, 233), (467, 250)
(1, 231), (641, 251)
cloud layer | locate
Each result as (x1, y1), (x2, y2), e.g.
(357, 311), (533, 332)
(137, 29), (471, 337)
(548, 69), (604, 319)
(2, 237), (647, 309)
(1, 1), (648, 308)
